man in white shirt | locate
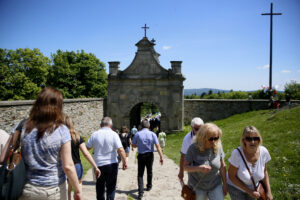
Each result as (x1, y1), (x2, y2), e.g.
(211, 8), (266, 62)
(178, 117), (204, 182)
(86, 117), (127, 200)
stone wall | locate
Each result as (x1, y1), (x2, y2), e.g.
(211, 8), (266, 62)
(1, 98), (298, 135)
(185, 99), (280, 125)
(0, 98), (104, 136)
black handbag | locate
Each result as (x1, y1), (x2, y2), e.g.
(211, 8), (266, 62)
(0, 131), (26, 200)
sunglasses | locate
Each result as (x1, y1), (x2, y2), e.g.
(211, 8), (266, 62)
(194, 127), (200, 131)
(208, 137), (219, 141)
(245, 136), (260, 142)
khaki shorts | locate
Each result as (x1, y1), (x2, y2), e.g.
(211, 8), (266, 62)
(19, 181), (67, 200)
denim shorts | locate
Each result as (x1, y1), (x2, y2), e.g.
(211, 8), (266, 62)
(125, 147), (130, 153)
(75, 163), (83, 180)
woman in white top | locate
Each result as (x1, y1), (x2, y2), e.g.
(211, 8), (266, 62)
(227, 126), (273, 200)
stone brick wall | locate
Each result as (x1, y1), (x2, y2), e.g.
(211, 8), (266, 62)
(185, 99), (267, 124)
(1, 98), (298, 135)
(0, 98), (104, 137)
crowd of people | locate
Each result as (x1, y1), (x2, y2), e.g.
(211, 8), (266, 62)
(0, 87), (273, 200)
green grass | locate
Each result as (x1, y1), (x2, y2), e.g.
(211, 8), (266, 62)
(164, 106), (300, 200)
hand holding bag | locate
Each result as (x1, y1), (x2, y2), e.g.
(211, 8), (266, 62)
(257, 180), (267, 200)
(237, 148), (266, 200)
(0, 130), (26, 200)
(181, 184), (195, 200)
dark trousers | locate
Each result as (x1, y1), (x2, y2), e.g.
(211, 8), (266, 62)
(137, 152), (154, 194)
(96, 163), (118, 200)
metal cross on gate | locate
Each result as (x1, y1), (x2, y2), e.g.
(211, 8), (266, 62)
(141, 24), (149, 38)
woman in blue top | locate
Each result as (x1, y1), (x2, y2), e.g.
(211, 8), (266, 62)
(19, 87), (81, 200)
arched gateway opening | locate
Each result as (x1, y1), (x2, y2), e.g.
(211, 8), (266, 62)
(130, 102), (161, 132)
(106, 36), (185, 132)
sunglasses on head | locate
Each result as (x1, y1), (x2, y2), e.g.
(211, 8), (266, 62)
(245, 136), (260, 142)
(208, 137), (219, 141)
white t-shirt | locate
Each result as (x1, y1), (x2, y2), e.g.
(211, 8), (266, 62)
(86, 127), (122, 167)
(180, 131), (195, 155)
(0, 129), (9, 156)
(227, 146), (271, 191)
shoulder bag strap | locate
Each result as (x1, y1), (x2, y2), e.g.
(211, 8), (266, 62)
(236, 148), (257, 191)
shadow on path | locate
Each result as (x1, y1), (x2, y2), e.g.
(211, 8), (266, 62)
(116, 189), (139, 199)
(82, 180), (96, 186)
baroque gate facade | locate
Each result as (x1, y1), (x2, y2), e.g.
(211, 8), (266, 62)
(107, 36), (185, 132)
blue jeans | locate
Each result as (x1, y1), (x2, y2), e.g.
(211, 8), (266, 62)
(96, 163), (118, 200)
(228, 184), (255, 200)
(195, 183), (224, 200)
(75, 163), (83, 180)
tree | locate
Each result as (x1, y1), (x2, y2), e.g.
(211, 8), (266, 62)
(47, 50), (107, 98)
(200, 92), (207, 98)
(0, 48), (50, 100)
(284, 81), (300, 100)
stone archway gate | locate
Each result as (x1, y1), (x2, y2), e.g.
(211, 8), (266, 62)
(106, 36), (185, 132)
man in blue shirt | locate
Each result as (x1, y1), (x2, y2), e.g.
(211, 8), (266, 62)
(132, 119), (164, 200)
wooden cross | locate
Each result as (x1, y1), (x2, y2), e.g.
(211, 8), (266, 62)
(262, 3), (282, 91)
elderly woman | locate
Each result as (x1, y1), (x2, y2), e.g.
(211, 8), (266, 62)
(227, 126), (272, 200)
(184, 123), (227, 200)
(19, 87), (81, 200)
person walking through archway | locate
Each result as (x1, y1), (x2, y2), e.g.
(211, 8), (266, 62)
(132, 119), (164, 200)
(86, 117), (127, 200)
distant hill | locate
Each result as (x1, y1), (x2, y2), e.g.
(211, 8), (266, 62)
(184, 88), (231, 96)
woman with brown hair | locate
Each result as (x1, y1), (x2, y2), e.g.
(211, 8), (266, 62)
(64, 115), (101, 200)
(227, 126), (272, 200)
(119, 126), (132, 162)
(19, 87), (81, 200)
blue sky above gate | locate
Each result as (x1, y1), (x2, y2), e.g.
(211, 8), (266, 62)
(0, 0), (299, 91)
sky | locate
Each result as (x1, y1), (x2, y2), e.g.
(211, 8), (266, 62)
(0, 0), (299, 91)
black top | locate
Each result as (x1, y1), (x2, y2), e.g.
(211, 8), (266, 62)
(15, 119), (26, 132)
(119, 133), (130, 149)
(71, 136), (85, 164)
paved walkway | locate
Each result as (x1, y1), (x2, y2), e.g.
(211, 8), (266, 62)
(81, 149), (188, 200)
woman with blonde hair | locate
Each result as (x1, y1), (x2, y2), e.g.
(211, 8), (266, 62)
(64, 116), (101, 200)
(184, 123), (227, 200)
(227, 126), (272, 200)
(19, 87), (81, 200)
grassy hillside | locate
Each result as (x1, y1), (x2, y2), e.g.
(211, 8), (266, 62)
(164, 106), (300, 199)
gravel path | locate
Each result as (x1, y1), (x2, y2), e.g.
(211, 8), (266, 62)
(81, 148), (188, 200)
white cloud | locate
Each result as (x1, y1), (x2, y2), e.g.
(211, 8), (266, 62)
(162, 46), (171, 50)
(281, 70), (291, 73)
(257, 64), (269, 70)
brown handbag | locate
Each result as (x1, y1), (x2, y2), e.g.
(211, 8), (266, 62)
(181, 184), (195, 200)
(237, 148), (266, 200)
(257, 180), (267, 200)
